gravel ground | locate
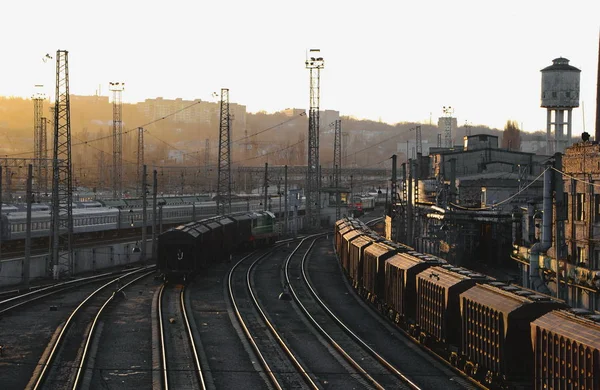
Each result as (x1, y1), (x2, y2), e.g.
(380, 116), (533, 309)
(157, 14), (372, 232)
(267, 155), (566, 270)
(0, 278), (127, 389)
(306, 237), (474, 390)
(88, 274), (160, 390)
(253, 240), (374, 389)
(188, 257), (269, 390)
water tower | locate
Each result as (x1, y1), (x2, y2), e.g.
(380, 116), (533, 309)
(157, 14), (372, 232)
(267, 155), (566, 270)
(541, 57), (580, 153)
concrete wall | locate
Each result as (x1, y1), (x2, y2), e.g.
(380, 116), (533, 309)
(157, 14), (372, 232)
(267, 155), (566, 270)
(0, 240), (152, 288)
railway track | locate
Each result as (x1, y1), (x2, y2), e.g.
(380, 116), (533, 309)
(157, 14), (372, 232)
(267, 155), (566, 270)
(28, 266), (155, 390)
(156, 283), (206, 390)
(0, 266), (148, 317)
(228, 244), (320, 389)
(285, 235), (419, 390)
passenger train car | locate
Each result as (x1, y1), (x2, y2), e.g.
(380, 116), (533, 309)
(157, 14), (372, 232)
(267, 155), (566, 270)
(0, 198), (302, 243)
(157, 211), (278, 281)
(334, 217), (600, 390)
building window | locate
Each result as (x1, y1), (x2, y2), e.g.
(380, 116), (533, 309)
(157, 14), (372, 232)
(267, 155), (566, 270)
(552, 92), (557, 98)
(577, 247), (585, 265)
(596, 194), (600, 223)
(576, 193), (585, 221)
(564, 192), (569, 221)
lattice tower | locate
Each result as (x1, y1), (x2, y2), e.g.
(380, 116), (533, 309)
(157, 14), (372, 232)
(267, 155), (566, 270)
(443, 106), (454, 148)
(333, 119), (342, 221)
(50, 50), (73, 279)
(40, 117), (49, 196)
(415, 125), (422, 155)
(216, 88), (231, 215)
(33, 95), (44, 197)
(137, 127), (144, 197)
(109, 82), (124, 198)
(305, 50), (324, 229)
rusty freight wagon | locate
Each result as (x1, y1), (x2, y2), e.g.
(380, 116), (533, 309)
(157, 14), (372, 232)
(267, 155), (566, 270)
(415, 266), (486, 346)
(531, 310), (600, 390)
(340, 229), (363, 275)
(460, 284), (565, 388)
(384, 252), (442, 326)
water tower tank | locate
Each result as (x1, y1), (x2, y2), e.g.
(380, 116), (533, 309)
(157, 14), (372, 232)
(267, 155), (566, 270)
(540, 57), (580, 108)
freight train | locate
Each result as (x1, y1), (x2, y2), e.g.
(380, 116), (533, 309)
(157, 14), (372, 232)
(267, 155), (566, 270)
(157, 211), (278, 282)
(335, 217), (600, 390)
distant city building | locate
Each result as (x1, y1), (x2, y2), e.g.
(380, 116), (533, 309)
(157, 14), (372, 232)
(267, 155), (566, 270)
(137, 97), (247, 132)
(282, 108), (306, 117)
(71, 94), (110, 105)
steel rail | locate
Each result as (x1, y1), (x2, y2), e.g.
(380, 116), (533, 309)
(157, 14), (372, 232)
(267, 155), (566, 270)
(284, 235), (386, 390)
(32, 266), (154, 390)
(180, 285), (207, 390)
(302, 237), (422, 389)
(72, 270), (154, 389)
(228, 250), (283, 390)
(246, 244), (320, 390)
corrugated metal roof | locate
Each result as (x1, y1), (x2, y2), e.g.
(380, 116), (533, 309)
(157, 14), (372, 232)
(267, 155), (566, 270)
(417, 266), (471, 289)
(364, 242), (395, 258)
(387, 253), (424, 270)
(532, 310), (600, 350)
(461, 284), (527, 317)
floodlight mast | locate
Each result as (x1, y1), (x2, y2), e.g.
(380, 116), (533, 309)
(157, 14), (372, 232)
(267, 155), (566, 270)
(305, 49), (324, 230)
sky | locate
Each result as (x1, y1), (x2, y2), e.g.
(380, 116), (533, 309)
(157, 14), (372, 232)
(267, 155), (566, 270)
(1, 0), (599, 134)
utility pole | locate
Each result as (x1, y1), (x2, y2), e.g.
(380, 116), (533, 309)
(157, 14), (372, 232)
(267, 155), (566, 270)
(109, 81), (124, 199)
(216, 88), (232, 215)
(407, 160), (414, 247)
(0, 166), (2, 268)
(284, 165), (288, 235)
(152, 169), (158, 259)
(277, 178), (282, 229)
(50, 50), (73, 279)
(204, 138), (210, 192)
(263, 162), (269, 211)
(333, 119), (342, 221)
(137, 127), (144, 197)
(180, 170), (185, 195)
(305, 49), (324, 230)
(141, 164), (147, 263)
(24, 164), (32, 289)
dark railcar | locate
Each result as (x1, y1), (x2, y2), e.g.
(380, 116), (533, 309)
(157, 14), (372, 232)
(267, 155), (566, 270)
(158, 222), (204, 280)
(218, 217), (236, 258)
(460, 284), (566, 387)
(230, 213), (252, 246)
(204, 220), (224, 261)
(384, 252), (441, 326)
(532, 310), (600, 390)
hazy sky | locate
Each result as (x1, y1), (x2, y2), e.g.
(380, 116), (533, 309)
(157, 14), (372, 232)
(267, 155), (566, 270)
(1, 0), (599, 134)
